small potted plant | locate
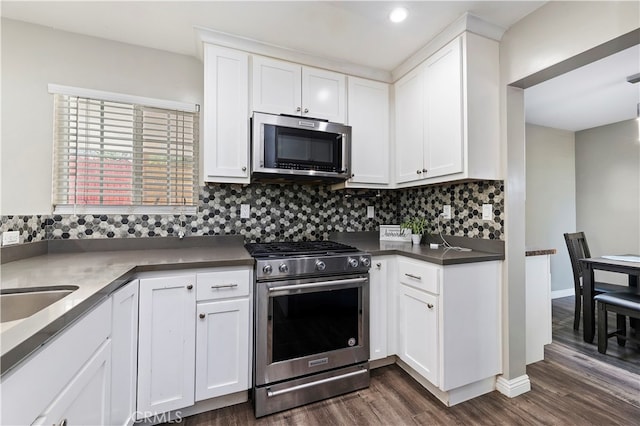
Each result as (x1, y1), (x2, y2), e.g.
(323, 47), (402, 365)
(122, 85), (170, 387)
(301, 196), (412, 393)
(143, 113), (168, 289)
(401, 217), (427, 245)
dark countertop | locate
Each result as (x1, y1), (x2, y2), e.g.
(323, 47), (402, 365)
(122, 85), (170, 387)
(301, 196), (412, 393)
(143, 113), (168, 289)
(525, 248), (557, 257)
(330, 232), (505, 265)
(0, 235), (253, 375)
(0, 231), (505, 375)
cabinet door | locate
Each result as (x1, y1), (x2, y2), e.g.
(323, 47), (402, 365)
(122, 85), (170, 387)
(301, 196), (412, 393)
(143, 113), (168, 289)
(423, 37), (463, 178)
(195, 298), (250, 400)
(369, 258), (388, 361)
(33, 341), (112, 426)
(111, 280), (139, 426)
(347, 77), (389, 186)
(137, 274), (196, 416)
(398, 284), (439, 386)
(302, 66), (346, 123)
(252, 55), (301, 116)
(203, 44), (250, 183)
(394, 66), (425, 184)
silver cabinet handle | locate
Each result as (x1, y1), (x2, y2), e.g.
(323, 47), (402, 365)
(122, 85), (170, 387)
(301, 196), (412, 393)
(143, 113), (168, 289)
(303, 108), (309, 113)
(404, 273), (422, 280)
(186, 284), (193, 290)
(422, 168), (428, 173)
(427, 303), (434, 309)
(211, 283), (238, 289)
(296, 106), (301, 112)
(376, 262), (382, 268)
(416, 170), (422, 174)
(59, 419), (68, 426)
(241, 166), (247, 171)
(199, 313), (205, 319)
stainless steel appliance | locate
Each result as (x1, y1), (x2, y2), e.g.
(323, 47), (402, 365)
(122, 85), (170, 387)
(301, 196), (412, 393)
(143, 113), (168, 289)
(251, 112), (352, 182)
(245, 241), (371, 417)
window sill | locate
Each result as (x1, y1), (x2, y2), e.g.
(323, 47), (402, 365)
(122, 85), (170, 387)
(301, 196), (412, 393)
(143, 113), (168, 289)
(53, 205), (198, 216)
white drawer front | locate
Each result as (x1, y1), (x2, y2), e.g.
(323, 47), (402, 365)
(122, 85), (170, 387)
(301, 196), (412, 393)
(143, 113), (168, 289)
(196, 268), (251, 301)
(398, 258), (440, 294)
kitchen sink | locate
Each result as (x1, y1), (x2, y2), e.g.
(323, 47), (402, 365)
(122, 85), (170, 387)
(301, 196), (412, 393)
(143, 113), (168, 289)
(0, 286), (79, 323)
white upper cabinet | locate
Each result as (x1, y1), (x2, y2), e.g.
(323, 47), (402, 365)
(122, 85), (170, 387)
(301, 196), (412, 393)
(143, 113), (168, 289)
(423, 38), (463, 178)
(301, 67), (346, 123)
(203, 44), (250, 184)
(340, 77), (390, 188)
(252, 56), (346, 123)
(252, 56), (301, 116)
(394, 33), (500, 187)
(395, 66), (425, 184)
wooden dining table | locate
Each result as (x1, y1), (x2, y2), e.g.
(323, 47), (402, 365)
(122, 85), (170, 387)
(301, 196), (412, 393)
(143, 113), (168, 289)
(580, 255), (640, 343)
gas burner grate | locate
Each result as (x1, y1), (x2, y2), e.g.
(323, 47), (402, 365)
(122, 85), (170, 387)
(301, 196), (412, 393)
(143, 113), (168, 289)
(245, 241), (358, 258)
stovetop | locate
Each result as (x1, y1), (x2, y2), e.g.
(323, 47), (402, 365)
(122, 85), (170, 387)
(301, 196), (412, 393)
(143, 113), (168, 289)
(245, 240), (370, 280)
(244, 240), (359, 258)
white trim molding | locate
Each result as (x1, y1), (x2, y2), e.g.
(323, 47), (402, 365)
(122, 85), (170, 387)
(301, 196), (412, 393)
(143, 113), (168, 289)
(551, 288), (575, 299)
(496, 374), (531, 398)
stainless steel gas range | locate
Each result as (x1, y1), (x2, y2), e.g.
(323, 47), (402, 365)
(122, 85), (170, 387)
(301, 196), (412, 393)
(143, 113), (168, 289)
(244, 240), (371, 417)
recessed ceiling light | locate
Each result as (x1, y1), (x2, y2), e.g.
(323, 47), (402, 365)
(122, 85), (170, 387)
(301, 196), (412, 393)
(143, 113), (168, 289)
(389, 7), (408, 23)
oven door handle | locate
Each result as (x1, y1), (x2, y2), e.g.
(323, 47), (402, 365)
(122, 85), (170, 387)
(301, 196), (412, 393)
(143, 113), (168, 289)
(268, 277), (367, 293)
(266, 367), (368, 397)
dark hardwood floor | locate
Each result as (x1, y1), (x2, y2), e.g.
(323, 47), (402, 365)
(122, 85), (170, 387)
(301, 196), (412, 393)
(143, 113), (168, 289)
(179, 296), (640, 425)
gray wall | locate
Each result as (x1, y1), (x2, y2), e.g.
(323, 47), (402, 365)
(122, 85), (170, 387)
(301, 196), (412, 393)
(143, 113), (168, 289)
(576, 119), (640, 285)
(525, 124), (576, 293)
(0, 18), (203, 215)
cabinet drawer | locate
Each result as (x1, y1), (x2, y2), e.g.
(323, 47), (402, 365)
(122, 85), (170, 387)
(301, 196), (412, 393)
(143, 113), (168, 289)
(196, 268), (251, 301)
(398, 258), (440, 294)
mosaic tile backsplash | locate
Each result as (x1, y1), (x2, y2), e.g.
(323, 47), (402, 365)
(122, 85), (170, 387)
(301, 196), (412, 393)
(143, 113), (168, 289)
(1, 180), (504, 244)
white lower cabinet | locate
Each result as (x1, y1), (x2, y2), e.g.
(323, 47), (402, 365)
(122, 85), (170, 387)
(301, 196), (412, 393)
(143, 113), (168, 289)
(369, 257), (389, 361)
(137, 273), (197, 417)
(392, 256), (501, 405)
(1, 298), (112, 426)
(195, 266), (252, 401)
(33, 340), (112, 426)
(398, 283), (439, 386)
(196, 298), (250, 400)
(525, 254), (552, 364)
(110, 279), (139, 426)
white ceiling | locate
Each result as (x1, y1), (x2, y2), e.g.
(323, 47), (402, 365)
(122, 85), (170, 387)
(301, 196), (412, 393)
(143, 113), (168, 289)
(2, 1), (638, 131)
(1, 1), (543, 72)
(525, 44), (640, 132)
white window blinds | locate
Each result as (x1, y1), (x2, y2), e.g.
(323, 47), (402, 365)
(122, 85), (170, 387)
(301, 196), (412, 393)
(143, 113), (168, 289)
(51, 88), (199, 214)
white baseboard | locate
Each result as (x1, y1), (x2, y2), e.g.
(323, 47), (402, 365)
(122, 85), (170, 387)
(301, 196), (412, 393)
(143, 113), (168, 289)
(496, 374), (531, 398)
(551, 288), (574, 299)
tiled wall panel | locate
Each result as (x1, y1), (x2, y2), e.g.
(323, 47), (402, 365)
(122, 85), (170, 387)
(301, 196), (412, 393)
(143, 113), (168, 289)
(1, 180), (504, 244)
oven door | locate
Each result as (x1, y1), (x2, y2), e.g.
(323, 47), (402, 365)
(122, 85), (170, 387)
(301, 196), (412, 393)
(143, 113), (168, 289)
(255, 274), (369, 386)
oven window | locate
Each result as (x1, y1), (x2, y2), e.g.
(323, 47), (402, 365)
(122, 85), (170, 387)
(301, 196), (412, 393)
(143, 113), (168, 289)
(270, 287), (359, 363)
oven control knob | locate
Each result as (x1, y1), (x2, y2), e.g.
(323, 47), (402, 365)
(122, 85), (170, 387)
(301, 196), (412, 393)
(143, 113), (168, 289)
(360, 257), (371, 268)
(262, 264), (273, 275)
(279, 263), (289, 273)
(315, 260), (326, 271)
(348, 257), (359, 268)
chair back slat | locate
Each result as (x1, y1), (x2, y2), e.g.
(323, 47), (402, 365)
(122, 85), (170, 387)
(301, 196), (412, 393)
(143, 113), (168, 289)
(564, 232), (592, 292)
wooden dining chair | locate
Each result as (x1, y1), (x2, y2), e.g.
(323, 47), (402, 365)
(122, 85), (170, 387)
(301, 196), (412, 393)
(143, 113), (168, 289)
(563, 232), (633, 330)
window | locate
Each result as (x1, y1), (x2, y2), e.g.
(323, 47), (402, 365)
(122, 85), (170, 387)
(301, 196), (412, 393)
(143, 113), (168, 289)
(50, 85), (199, 214)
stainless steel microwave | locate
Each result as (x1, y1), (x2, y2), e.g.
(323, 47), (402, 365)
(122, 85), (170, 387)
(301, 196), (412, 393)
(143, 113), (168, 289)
(251, 112), (351, 182)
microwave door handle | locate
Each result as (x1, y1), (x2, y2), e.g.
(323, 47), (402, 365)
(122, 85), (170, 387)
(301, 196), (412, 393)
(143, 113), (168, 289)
(342, 133), (349, 174)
